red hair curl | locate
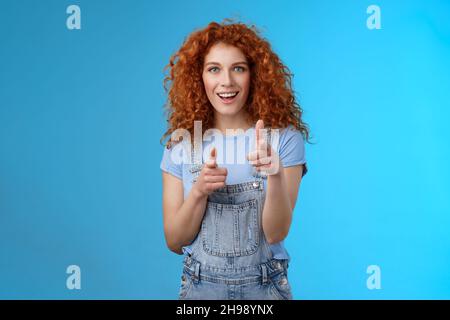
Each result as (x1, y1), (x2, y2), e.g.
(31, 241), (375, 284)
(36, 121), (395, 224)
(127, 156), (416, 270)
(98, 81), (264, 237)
(161, 20), (311, 147)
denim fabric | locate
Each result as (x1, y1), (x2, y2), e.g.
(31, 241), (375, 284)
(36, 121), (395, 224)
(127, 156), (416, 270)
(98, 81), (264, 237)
(178, 156), (293, 300)
(161, 126), (308, 260)
(179, 255), (292, 300)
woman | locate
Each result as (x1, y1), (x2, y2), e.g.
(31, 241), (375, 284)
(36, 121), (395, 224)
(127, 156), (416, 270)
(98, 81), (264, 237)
(160, 20), (310, 300)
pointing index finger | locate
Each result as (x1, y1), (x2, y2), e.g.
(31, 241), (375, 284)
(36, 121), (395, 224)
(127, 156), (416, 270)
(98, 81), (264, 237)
(206, 146), (217, 168)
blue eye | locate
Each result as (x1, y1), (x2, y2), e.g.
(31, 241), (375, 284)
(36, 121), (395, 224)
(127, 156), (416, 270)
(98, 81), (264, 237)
(234, 66), (245, 72)
(208, 67), (219, 73)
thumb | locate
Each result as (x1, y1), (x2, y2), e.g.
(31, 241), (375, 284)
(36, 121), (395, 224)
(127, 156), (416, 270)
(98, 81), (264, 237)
(255, 119), (265, 146)
(210, 147), (216, 160)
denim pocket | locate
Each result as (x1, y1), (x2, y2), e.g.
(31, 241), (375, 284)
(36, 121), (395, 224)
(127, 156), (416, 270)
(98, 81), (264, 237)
(269, 271), (292, 300)
(178, 272), (192, 300)
(201, 199), (259, 257)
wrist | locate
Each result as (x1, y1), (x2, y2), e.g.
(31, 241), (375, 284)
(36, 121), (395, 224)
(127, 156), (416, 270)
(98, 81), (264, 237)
(191, 185), (208, 200)
(270, 157), (284, 177)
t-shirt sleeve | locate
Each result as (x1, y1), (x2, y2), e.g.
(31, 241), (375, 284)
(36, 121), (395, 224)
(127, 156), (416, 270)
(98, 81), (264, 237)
(160, 145), (183, 180)
(278, 127), (308, 177)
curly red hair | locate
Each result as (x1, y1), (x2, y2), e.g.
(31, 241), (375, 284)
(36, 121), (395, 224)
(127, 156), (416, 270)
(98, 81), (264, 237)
(161, 20), (310, 147)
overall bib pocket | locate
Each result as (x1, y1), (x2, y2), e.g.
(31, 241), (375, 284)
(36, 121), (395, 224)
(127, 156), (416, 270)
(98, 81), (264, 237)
(201, 199), (260, 257)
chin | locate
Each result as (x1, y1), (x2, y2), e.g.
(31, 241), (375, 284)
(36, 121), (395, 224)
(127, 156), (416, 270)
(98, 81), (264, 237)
(212, 101), (245, 116)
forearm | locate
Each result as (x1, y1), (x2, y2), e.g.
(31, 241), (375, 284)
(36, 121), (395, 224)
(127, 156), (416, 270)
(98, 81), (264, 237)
(262, 166), (293, 244)
(165, 187), (208, 253)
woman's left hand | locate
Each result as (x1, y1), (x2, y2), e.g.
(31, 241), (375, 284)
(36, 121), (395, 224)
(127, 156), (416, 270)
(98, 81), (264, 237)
(247, 120), (281, 176)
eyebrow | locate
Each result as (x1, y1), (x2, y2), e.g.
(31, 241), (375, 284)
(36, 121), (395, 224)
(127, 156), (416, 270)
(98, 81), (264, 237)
(204, 61), (248, 67)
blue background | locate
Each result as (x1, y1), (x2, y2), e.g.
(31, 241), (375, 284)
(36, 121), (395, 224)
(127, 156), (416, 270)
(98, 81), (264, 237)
(1, 0), (449, 299)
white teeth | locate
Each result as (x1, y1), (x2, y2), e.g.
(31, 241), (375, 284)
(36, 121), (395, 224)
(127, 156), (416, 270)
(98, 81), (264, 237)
(218, 92), (238, 98)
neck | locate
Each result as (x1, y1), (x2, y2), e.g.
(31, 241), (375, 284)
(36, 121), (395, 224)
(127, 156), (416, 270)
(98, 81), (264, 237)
(214, 110), (252, 135)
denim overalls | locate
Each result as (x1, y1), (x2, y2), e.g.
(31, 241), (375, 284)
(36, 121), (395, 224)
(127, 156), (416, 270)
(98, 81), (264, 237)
(178, 136), (293, 300)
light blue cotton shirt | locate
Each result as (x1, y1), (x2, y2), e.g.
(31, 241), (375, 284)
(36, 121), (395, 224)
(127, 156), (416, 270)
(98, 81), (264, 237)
(160, 125), (308, 260)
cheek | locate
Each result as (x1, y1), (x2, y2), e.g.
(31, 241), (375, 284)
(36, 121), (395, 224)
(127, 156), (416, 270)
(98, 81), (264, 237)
(203, 73), (214, 89)
(202, 75), (217, 97)
(239, 76), (250, 100)
(240, 74), (250, 92)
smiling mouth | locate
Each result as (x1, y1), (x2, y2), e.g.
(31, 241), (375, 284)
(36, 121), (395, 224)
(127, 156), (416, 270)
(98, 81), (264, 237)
(216, 91), (239, 103)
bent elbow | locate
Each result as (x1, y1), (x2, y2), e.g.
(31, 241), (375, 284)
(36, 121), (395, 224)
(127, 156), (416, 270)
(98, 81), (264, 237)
(165, 237), (184, 255)
(167, 242), (184, 255)
(171, 247), (184, 255)
(266, 231), (288, 245)
(266, 236), (283, 245)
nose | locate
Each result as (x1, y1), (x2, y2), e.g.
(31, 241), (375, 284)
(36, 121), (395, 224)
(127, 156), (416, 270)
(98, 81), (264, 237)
(220, 69), (233, 87)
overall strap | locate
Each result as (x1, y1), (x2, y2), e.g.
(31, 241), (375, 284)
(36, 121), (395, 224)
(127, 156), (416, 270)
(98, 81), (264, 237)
(189, 140), (204, 182)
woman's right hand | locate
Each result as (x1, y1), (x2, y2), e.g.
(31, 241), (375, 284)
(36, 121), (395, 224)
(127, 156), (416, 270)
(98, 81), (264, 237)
(192, 147), (228, 197)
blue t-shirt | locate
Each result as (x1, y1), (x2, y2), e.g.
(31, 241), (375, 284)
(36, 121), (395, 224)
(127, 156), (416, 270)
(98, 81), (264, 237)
(160, 125), (308, 260)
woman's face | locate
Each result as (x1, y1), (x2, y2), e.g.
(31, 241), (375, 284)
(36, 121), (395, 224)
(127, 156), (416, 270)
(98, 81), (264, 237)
(202, 42), (250, 118)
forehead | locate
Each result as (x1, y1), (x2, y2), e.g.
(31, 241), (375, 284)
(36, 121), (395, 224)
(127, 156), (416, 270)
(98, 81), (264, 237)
(204, 43), (247, 64)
